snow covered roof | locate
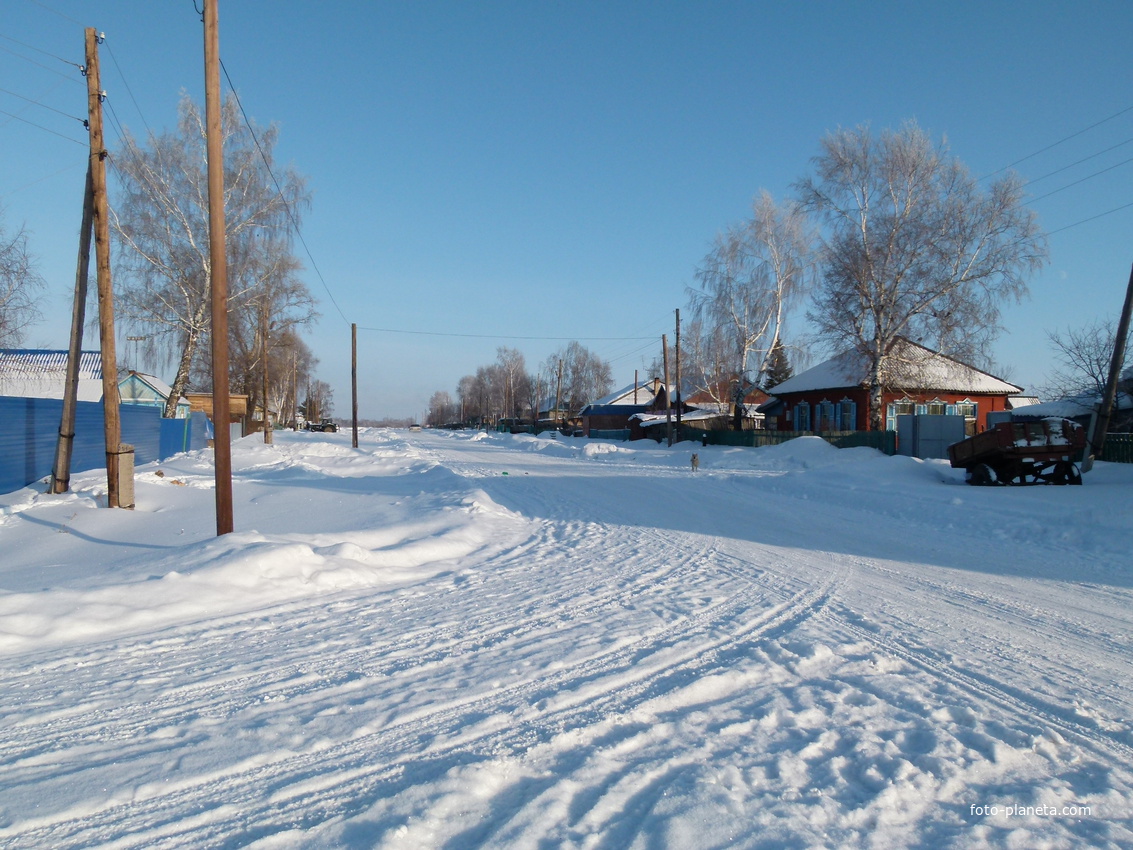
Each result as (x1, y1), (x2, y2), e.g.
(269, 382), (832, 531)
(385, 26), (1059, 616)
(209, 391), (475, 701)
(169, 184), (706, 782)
(587, 381), (660, 408)
(766, 340), (1022, 396)
(119, 372), (190, 409)
(1012, 393), (1133, 419)
(0, 349), (103, 401)
(633, 409), (726, 428)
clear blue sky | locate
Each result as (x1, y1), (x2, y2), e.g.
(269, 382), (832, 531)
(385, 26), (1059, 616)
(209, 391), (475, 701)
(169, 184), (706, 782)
(3, 1), (1132, 420)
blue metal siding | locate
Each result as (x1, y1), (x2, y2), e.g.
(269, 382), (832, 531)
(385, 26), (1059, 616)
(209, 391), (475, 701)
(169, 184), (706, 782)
(0, 397), (207, 495)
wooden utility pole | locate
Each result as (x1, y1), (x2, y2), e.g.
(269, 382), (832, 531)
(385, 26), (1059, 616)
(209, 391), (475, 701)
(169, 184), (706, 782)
(662, 333), (673, 447)
(204, 0), (233, 535)
(351, 322), (359, 448)
(1092, 260), (1133, 459)
(260, 303), (272, 444)
(555, 358), (564, 428)
(85, 28), (123, 508)
(633, 369), (638, 403)
(50, 164), (95, 494)
(675, 308), (682, 435)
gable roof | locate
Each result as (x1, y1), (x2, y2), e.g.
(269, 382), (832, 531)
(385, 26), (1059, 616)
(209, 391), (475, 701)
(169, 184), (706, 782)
(587, 381), (660, 408)
(0, 349), (104, 401)
(120, 371), (190, 409)
(765, 339), (1022, 396)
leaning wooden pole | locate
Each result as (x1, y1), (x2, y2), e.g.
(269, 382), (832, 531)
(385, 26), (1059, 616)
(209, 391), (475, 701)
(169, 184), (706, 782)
(204, 0), (234, 535)
(662, 333), (672, 447)
(1092, 260), (1133, 459)
(85, 28), (122, 508)
(50, 163), (95, 494)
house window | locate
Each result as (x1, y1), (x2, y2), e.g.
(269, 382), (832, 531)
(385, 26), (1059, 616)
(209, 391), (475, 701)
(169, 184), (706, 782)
(838, 399), (857, 430)
(793, 403), (811, 431)
(886, 399), (916, 431)
(816, 400), (836, 431)
(955, 400), (977, 419)
(927, 398), (947, 415)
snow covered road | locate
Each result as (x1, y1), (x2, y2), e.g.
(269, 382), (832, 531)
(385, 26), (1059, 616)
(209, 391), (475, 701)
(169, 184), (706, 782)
(0, 429), (1130, 848)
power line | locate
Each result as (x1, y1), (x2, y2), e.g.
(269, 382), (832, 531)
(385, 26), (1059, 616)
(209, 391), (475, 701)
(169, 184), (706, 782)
(0, 160), (84, 201)
(0, 41), (80, 82)
(104, 38), (152, 138)
(0, 85), (86, 126)
(985, 103), (1133, 179)
(356, 325), (657, 341)
(0, 31), (83, 70)
(1025, 136), (1133, 186)
(1027, 154), (1133, 205)
(1047, 201), (1133, 237)
(27, 0), (85, 27)
(0, 106), (84, 144)
(218, 58), (350, 326)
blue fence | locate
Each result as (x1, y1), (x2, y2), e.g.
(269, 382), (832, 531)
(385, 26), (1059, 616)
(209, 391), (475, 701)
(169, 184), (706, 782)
(0, 396), (209, 495)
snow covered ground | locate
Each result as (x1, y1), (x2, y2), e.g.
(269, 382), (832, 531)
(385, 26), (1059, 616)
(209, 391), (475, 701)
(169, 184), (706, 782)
(0, 428), (1131, 849)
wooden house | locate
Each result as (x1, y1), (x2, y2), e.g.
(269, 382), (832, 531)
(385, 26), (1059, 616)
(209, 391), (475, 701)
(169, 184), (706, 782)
(760, 339), (1022, 433)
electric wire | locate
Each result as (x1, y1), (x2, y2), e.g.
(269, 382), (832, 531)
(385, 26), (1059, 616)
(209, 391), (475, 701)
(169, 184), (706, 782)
(0, 107), (84, 144)
(28, 0), (85, 27)
(0, 161), (84, 201)
(1047, 201), (1133, 237)
(1024, 136), (1133, 187)
(0, 31), (83, 70)
(354, 325), (655, 341)
(1027, 154), (1133, 205)
(0, 42), (81, 82)
(104, 39), (152, 139)
(0, 85), (86, 126)
(218, 58), (350, 327)
(984, 102), (1133, 179)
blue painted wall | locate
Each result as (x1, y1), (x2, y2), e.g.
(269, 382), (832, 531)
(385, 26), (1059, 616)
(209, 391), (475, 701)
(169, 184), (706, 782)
(0, 397), (209, 495)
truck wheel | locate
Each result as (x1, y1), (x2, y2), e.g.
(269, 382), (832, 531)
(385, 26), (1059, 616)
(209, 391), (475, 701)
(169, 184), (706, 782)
(969, 463), (997, 486)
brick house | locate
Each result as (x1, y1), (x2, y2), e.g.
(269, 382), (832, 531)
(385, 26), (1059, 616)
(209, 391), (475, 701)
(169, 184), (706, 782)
(760, 339), (1022, 433)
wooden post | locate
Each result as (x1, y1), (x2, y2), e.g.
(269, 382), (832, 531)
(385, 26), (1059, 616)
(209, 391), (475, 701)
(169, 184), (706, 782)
(351, 322), (359, 448)
(555, 358), (563, 428)
(675, 308), (682, 435)
(85, 28), (122, 508)
(662, 334), (672, 447)
(1092, 260), (1133, 460)
(204, 0), (233, 535)
(50, 163), (95, 494)
(261, 302), (272, 444)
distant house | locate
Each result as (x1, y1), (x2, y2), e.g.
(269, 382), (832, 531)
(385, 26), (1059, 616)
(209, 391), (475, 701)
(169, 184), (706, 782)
(0, 349), (103, 401)
(184, 392), (249, 426)
(684, 380), (770, 430)
(760, 339), (1022, 433)
(119, 371), (191, 418)
(579, 378), (697, 437)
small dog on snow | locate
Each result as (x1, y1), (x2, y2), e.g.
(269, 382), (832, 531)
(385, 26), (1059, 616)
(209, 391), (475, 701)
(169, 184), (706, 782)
(690, 452), (700, 472)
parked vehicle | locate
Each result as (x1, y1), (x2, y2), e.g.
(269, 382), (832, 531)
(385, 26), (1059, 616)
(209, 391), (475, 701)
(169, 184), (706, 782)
(306, 419), (338, 433)
(948, 417), (1085, 485)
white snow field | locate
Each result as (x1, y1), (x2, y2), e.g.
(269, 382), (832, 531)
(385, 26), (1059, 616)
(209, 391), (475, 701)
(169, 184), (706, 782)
(0, 428), (1131, 849)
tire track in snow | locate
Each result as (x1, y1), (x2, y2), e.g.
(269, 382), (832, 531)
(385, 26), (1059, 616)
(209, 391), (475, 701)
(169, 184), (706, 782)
(0, 535), (844, 849)
(824, 589), (1133, 769)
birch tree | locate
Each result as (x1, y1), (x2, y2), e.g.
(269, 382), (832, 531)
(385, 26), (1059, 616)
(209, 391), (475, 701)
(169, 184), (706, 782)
(689, 191), (811, 427)
(110, 93), (312, 417)
(0, 210), (44, 348)
(798, 121), (1046, 430)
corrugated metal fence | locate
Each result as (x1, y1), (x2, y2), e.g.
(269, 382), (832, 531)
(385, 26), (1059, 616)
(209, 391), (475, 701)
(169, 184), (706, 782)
(0, 397), (209, 495)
